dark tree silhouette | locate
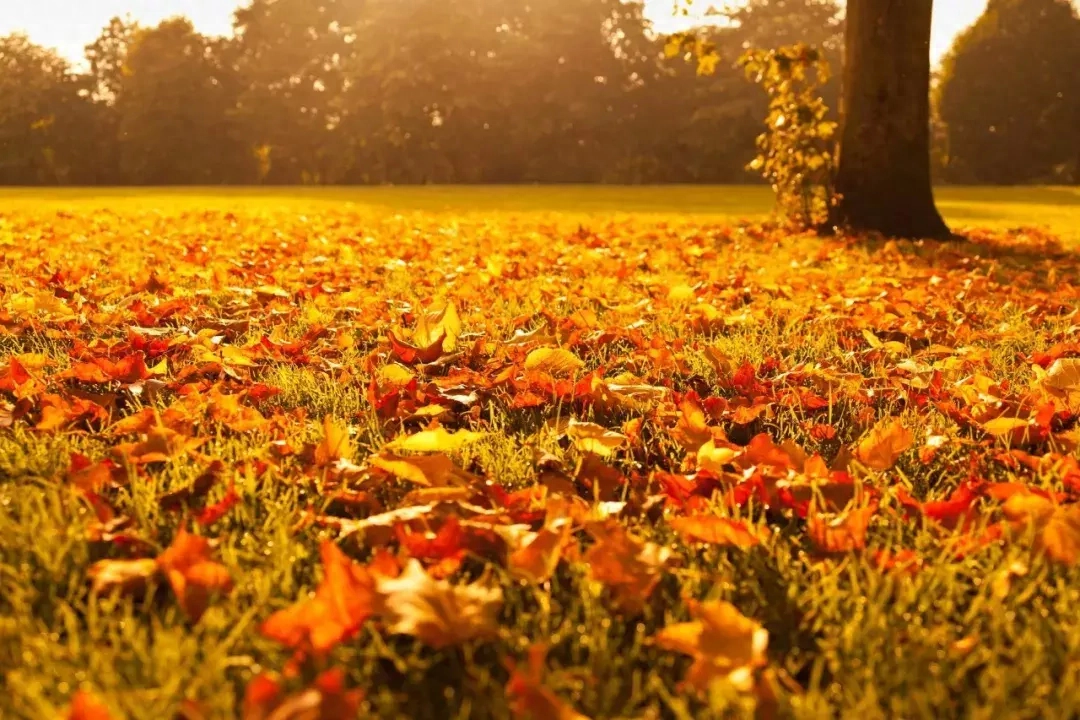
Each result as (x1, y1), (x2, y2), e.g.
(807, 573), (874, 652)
(832, 0), (951, 239)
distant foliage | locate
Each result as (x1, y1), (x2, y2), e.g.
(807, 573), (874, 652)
(0, 0), (853, 186)
(740, 45), (837, 227)
(937, 0), (1080, 184)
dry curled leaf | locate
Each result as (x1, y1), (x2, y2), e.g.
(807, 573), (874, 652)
(668, 515), (768, 549)
(261, 541), (379, 652)
(1002, 495), (1080, 565)
(156, 528), (233, 622)
(375, 559), (503, 648)
(654, 599), (769, 693)
(314, 416), (353, 466)
(506, 644), (592, 720)
(524, 347), (584, 376)
(855, 419), (914, 471)
(584, 520), (673, 614)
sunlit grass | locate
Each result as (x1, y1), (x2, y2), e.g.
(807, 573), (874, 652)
(2, 185), (1078, 238)
(2, 193), (1080, 717)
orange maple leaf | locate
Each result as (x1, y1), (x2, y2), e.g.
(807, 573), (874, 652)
(855, 419), (914, 471)
(261, 541), (378, 653)
(669, 515), (768, 549)
(506, 644), (591, 720)
(654, 599), (769, 693)
(156, 527), (234, 622)
(65, 690), (114, 720)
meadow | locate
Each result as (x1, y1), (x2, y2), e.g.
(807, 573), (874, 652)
(2, 186), (1080, 719)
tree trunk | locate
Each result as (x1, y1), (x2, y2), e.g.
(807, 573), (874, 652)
(832, 0), (951, 239)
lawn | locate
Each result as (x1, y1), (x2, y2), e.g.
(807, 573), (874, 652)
(3, 185), (1080, 237)
(2, 187), (1080, 719)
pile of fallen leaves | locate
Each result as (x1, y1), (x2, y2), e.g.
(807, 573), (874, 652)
(2, 205), (1080, 718)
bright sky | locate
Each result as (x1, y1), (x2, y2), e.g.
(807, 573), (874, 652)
(1, 0), (989, 66)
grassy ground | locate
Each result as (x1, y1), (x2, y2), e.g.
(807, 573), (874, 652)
(2, 188), (1080, 719)
(2, 185), (1080, 237)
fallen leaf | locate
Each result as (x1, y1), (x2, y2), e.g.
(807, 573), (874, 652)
(314, 416), (353, 466)
(696, 440), (741, 474)
(1002, 495), (1080, 565)
(856, 419), (914, 471)
(509, 521), (573, 583)
(415, 301), (462, 352)
(524, 347), (584, 376)
(668, 515), (767, 549)
(370, 451), (477, 487)
(156, 527), (233, 622)
(66, 690), (114, 720)
(386, 427), (484, 453)
(981, 416), (1031, 443)
(262, 541), (379, 652)
(87, 558), (159, 598)
(242, 668), (363, 720)
(375, 559), (503, 648)
(584, 520), (673, 614)
(506, 644), (591, 720)
(1043, 358), (1080, 391)
(806, 504), (877, 553)
(654, 599), (769, 693)
(564, 419), (626, 456)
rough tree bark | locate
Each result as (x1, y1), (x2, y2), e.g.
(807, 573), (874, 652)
(832, 0), (951, 239)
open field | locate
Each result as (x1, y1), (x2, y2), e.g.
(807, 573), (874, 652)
(2, 187), (1080, 718)
(2, 185), (1080, 237)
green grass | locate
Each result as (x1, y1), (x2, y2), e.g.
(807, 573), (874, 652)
(2, 185), (1079, 237)
(2, 189), (1080, 718)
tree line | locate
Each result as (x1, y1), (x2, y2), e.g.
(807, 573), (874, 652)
(1, 0), (1077, 187)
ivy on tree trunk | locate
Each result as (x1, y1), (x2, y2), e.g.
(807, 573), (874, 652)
(832, 0), (951, 239)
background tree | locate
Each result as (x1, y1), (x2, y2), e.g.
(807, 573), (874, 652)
(0, 35), (96, 184)
(112, 18), (251, 184)
(938, 0), (1080, 184)
(0, 0), (1076, 189)
(232, 0), (364, 184)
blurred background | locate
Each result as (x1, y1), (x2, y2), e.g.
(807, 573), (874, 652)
(1, 0), (1077, 186)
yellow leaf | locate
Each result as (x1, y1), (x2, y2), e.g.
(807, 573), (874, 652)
(696, 440), (741, 474)
(414, 301), (462, 352)
(148, 358), (169, 376)
(524, 347), (584, 376)
(387, 427), (484, 453)
(378, 363), (416, 385)
(315, 416), (353, 466)
(370, 452), (476, 487)
(982, 416), (1030, 439)
(667, 283), (695, 303)
(1043, 358), (1080, 391)
(565, 420), (626, 456)
(219, 345), (256, 367)
(855, 419), (913, 470)
(654, 599), (769, 693)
